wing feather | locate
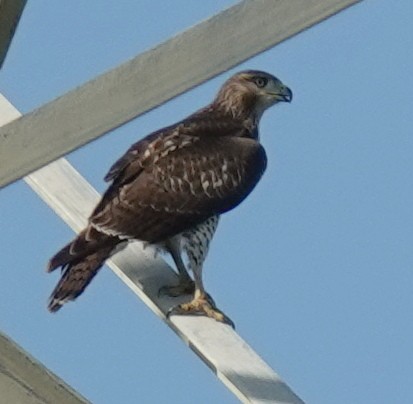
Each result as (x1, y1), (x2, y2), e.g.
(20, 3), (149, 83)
(89, 112), (265, 243)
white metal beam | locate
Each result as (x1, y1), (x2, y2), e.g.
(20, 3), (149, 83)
(0, 0), (27, 68)
(0, 0), (362, 189)
(1, 95), (304, 403)
(0, 332), (89, 404)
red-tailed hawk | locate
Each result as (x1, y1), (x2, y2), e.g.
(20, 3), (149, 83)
(47, 70), (292, 324)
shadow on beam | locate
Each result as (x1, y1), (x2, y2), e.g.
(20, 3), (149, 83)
(0, 0), (27, 68)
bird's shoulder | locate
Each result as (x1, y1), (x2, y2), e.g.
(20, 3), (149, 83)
(104, 109), (252, 186)
(90, 109), (265, 236)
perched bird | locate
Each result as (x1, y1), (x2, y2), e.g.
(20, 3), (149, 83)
(47, 70), (292, 324)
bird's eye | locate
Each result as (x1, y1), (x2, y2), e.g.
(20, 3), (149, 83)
(254, 77), (268, 88)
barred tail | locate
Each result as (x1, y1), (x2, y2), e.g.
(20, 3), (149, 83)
(47, 225), (119, 312)
(48, 245), (115, 312)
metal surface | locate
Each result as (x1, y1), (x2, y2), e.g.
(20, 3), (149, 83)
(0, 0), (362, 188)
(0, 0), (27, 68)
(0, 332), (89, 404)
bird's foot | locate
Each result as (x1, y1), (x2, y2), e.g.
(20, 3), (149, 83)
(167, 294), (234, 328)
(158, 279), (195, 297)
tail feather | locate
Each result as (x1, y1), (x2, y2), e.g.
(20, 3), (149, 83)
(48, 226), (109, 272)
(47, 243), (73, 273)
(48, 244), (115, 312)
(47, 225), (120, 311)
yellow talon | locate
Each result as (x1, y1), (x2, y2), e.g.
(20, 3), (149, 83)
(167, 294), (234, 328)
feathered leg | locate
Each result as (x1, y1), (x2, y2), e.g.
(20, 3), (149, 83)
(158, 237), (195, 297)
(170, 242), (234, 327)
(165, 216), (233, 326)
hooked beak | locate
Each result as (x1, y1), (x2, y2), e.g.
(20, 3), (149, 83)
(277, 85), (293, 103)
(267, 84), (293, 103)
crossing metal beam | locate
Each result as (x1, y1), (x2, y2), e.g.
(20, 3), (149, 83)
(0, 0), (362, 188)
(0, 1), (364, 401)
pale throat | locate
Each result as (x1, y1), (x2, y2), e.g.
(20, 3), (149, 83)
(216, 93), (264, 120)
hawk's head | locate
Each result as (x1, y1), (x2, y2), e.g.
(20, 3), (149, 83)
(214, 70), (292, 119)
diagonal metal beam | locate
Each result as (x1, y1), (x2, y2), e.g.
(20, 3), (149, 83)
(0, 0), (362, 189)
(0, 332), (89, 404)
(1, 94), (305, 404)
(0, 0), (27, 68)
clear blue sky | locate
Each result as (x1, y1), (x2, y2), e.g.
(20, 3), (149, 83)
(1, 1), (412, 403)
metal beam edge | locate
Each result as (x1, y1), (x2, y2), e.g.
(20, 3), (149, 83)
(0, 0), (362, 188)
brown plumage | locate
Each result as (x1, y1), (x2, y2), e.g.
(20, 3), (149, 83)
(47, 70), (292, 320)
